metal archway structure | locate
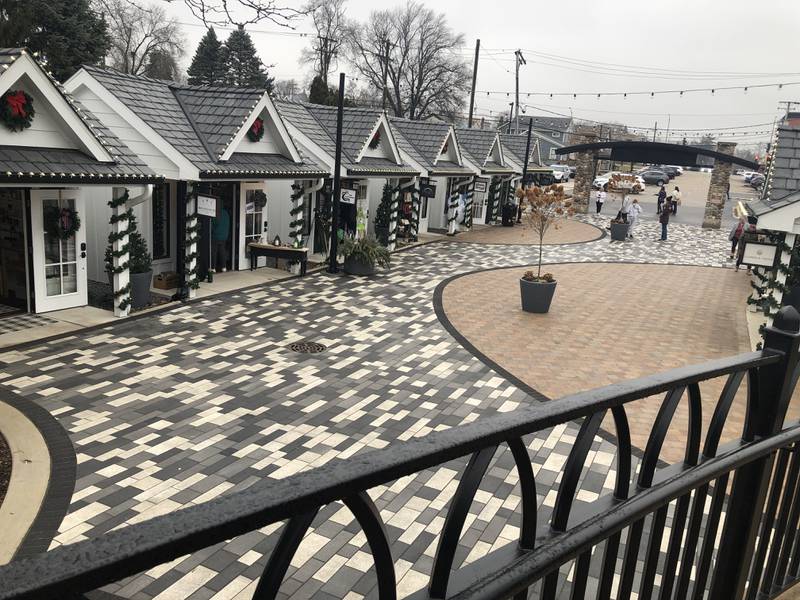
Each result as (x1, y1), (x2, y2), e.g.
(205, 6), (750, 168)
(554, 140), (758, 170)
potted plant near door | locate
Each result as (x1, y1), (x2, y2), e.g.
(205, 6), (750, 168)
(105, 214), (153, 310)
(516, 184), (574, 313)
(341, 236), (390, 276)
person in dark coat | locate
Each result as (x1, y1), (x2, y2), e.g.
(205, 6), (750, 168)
(659, 204), (670, 241)
(657, 185), (667, 214)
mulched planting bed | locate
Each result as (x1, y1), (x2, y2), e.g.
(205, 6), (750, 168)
(0, 430), (10, 508)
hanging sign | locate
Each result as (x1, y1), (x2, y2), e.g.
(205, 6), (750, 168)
(197, 195), (217, 217)
(340, 189), (356, 204)
(473, 179), (488, 193)
(419, 182), (437, 198)
(741, 240), (779, 268)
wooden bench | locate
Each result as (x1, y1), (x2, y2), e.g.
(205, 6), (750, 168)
(247, 243), (308, 275)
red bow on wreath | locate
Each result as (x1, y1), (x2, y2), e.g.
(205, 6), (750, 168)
(251, 118), (263, 136)
(7, 91), (28, 118)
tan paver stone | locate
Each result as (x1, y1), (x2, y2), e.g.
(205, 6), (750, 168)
(442, 262), (799, 464)
(456, 219), (602, 245)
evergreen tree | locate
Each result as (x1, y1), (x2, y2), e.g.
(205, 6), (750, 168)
(144, 49), (181, 82)
(223, 27), (273, 91)
(0, 0), (109, 82)
(308, 75), (333, 105)
(187, 28), (226, 86)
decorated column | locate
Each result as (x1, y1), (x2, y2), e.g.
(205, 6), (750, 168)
(184, 184), (200, 298)
(289, 182), (305, 248)
(387, 182), (401, 251)
(463, 176), (476, 230)
(107, 189), (131, 317)
(702, 141), (737, 229)
(409, 179), (421, 241)
(488, 176), (501, 224)
(446, 178), (462, 235)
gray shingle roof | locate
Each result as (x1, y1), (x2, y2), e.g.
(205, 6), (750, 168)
(746, 126), (800, 217)
(389, 117), (450, 168)
(456, 128), (500, 168)
(501, 134), (536, 167)
(303, 104), (382, 164)
(0, 49), (157, 182)
(348, 157), (418, 176)
(82, 66), (322, 177)
(275, 100), (338, 160)
(518, 115), (572, 133)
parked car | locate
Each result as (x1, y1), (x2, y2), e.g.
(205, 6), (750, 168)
(568, 165), (576, 179)
(592, 172), (646, 192)
(742, 171), (759, 182)
(638, 170), (671, 186)
(651, 165), (679, 179)
(750, 174), (766, 189)
(549, 164), (571, 182)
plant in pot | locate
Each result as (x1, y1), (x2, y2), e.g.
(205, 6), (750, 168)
(105, 214), (153, 310)
(341, 236), (390, 276)
(516, 184), (574, 313)
(607, 174), (638, 241)
(374, 183), (393, 246)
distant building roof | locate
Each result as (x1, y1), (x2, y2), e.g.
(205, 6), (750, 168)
(518, 115), (572, 133)
(749, 126), (800, 216)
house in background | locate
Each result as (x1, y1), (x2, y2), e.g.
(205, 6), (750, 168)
(389, 117), (476, 235)
(64, 66), (329, 304)
(0, 49), (160, 316)
(516, 115), (573, 142)
(276, 101), (418, 251)
(456, 128), (515, 225)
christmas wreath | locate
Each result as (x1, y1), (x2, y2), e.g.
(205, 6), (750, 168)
(441, 141), (448, 154)
(247, 117), (265, 142)
(1, 90), (35, 132)
(44, 206), (81, 240)
(252, 190), (267, 209)
(369, 130), (381, 149)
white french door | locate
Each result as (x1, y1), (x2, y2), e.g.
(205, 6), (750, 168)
(239, 183), (268, 269)
(30, 189), (88, 313)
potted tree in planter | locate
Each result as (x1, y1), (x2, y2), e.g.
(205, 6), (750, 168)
(607, 173), (638, 241)
(341, 236), (390, 276)
(105, 214), (153, 310)
(516, 184), (574, 313)
(374, 183), (392, 246)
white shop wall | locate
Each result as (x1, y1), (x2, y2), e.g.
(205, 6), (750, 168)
(427, 177), (450, 230)
(264, 180), (294, 244)
(366, 178), (389, 238)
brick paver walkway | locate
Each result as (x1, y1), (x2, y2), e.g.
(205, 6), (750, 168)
(0, 215), (750, 598)
(456, 219), (602, 245)
(442, 263), (753, 463)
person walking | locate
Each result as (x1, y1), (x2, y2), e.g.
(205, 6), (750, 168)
(659, 203), (670, 241)
(670, 186), (682, 215)
(595, 189), (606, 214)
(628, 198), (642, 238)
(657, 185), (667, 214)
(619, 193), (632, 223)
(210, 200), (230, 273)
(728, 217), (745, 260)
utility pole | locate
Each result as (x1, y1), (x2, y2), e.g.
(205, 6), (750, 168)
(328, 73), (345, 274)
(665, 114), (671, 143)
(521, 119), (533, 185)
(514, 50), (526, 134)
(381, 40), (392, 112)
(507, 103), (514, 134)
(467, 39), (480, 128)
(653, 121), (658, 143)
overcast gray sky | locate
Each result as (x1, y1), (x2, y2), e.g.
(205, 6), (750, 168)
(164, 0), (800, 152)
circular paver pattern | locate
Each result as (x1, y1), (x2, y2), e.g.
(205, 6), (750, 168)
(455, 218), (603, 245)
(441, 262), (754, 464)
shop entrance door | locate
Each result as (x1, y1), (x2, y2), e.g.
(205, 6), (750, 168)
(30, 189), (87, 313)
(0, 189), (29, 314)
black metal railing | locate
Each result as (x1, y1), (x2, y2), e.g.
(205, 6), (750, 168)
(2, 307), (800, 600)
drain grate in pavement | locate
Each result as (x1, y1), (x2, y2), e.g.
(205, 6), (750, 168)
(288, 341), (327, 354)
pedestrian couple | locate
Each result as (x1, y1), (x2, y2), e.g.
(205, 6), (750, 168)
(617, 195), (642, 239)
(657, 185), (681, 215)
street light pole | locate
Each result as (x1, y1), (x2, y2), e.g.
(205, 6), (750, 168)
(467, 39), (480, 128)
(328, 73), (345, 274)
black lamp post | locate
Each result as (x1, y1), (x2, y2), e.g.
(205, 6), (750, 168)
(328, 73), (345, 274)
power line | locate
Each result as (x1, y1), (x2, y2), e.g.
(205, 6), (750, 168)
(478, 80), (800, 98)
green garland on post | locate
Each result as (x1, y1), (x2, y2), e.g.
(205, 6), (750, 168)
(105, 190), (132, 312)
(289, 184), (305, 248)
(488, 177), (501, 223)
(184, 193), (201, 289)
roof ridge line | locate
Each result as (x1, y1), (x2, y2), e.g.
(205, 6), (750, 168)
(171, 87), (218, 164)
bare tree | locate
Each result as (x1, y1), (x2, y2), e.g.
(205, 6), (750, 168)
(300, 0), (347, 82)
(345, 2), (470, 121)
(98, 0), (185, 77)
(167, 0), (307, 28)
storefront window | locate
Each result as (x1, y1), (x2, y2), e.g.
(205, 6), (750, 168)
(245, 188), (266, 245)
(152, 184), (170, 259)
(43, 197), (78, 296)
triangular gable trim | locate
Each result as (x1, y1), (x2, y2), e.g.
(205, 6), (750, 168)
(220, 93), (302, 163)
(485, 134), (505, 167)
(433, 126), (463, 166)
(2, 52), (112, 162)
(355, 113), (403, 164)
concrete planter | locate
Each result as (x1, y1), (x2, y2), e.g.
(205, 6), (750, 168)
(520, 278), (557, 313)
(343, 255), (377, 276)
(130, 270), (152, 309)
(610, 222), (629, 241)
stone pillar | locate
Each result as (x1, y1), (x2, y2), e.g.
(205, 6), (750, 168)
(702, 141), (737, 229)
(571, 133), (598, 214)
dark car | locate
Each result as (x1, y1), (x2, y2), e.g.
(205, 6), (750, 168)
(750, 174), (766, 189)
(652, 165), (679, 179)
(638, 170), (670, 186)
(568, 165), (576, 179)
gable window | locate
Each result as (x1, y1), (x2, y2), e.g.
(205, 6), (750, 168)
(151, 184), (170, 259)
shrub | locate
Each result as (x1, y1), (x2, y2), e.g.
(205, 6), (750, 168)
(341, 236), (390, 269)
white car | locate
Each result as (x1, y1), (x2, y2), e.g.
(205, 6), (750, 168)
(549, 165), (571, 182)
(592, 172), (646, 192)
(741, 171), (758, 182)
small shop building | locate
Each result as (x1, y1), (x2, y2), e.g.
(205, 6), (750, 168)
(455, 128), (515, 225)
(0, 48), (160, 316)
(389, 117), (477, 235)
(64, 66), (329, 312)
(276, 101), (419, 251)
(501, 132), (560, 188)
